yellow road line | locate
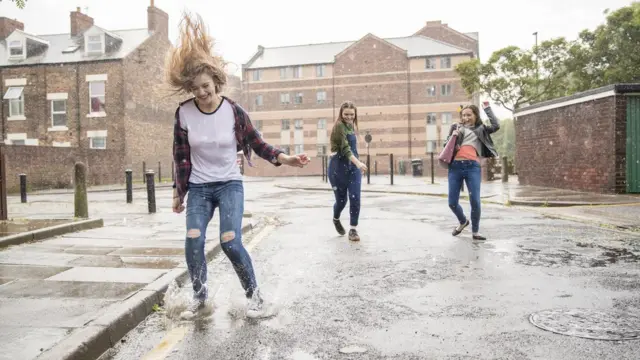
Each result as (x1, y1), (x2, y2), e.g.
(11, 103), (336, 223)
(140, 223), (277, 359)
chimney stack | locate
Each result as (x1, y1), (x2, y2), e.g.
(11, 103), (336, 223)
(70, 7), (94, 36)
(148, 0), (169, 38)
(0, 17), (24, 40)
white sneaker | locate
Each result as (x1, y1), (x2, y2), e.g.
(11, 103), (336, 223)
(246, 289), (265, 319)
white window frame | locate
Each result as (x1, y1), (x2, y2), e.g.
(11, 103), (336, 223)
(294, 144), (304, 154)
(317, 145), (327, 156)
(441, 84), (452, 96)
(294, 92), (303, 104)
(426, 85), (436, 97)
(281, 145), (290, 155)
(293, 66), (302, 79)
(316, 90), (327, 104)
(294, 119), (303, 130)
(4, 86), (25, 120)
(8, 40), (24, 59)
(280, 93), (290, 105)
(280, 68), (288, 79)
(88, 80), (106, 116)
(252, 69), (262, 81)
(6, 133), (37, 146)
(255, 94), (263, 106)
(442, 112), (452, 126)
(441, 57), (452, 69)
(88, 130), (108, 149)
(50, 99), (67, 129)
(85, 34), (105, 55)
(425, 58), (436, 70)
(316, 65), (325, 78)
(317, 118), (326, 129)
(281, 119), (290, 130)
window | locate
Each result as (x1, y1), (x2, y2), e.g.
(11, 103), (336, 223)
(280, 68), (288, 79)
(294, 119), (303, 129)
(51, 100), (67, 127)
(427, 113), (437, 125)
(252, 70), (262, 81)
(12, 139), (25, 146)
(254, 120), (263, 131)
(281, 119), (290, 130)
(90, 136), (106, 149)
(293, 66), (302, 79)
(255, 95), (263, 106)
(281, 145), (290, 155)
(317, 118), (326, 129)
(87, 35), (103, 54)
(441, 84), (452, 96)
(426, 85), (436, 97)
(442, 112), (452, 125)
(9, 40), (23, 58)
(316, 90), (327, 104)
(441, 57), (452, 69)
(294, 92), (303, 104)
(294, 144), (304, 154)
(426, 140), (437, 153)
(316, 65), (325, 77)
(3, 87), (25, 117)
(280, 93), (290, 105)
(425, 58), (436, 69)
(89, 81), (106, 113)
(317, 145), (327, 156)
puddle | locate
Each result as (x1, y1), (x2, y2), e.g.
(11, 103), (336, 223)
(0, 219), (73, 236)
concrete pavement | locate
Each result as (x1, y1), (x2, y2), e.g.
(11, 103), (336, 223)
(101, 183), (640, 359)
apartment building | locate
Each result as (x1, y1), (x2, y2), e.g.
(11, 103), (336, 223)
(241, 21), (479, 160)
(0, 0), (177, 175)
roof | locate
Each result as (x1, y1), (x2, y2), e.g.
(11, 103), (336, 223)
(245, 35), (473, 69)
(515, 83), (640, 117)
(0, 28), (152, 67)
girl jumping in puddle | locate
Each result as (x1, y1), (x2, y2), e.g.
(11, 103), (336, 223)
(328, 101), (367, 241)
(167, 13), (309, 318)
(444, 101), (500, 241)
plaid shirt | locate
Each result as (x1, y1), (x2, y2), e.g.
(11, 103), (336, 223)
(172, 96), (284, 202)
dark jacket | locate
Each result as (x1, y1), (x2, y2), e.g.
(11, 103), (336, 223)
(444, 106), (501, 159)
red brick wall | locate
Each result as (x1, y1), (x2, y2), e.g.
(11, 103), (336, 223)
(515, 95), (624, 193)
(2, 144), (124, 193)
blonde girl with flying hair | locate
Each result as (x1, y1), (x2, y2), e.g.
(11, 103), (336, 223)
(167, 12), (310, 318)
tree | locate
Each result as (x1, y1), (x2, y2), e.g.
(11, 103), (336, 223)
(1, 0), (27, 9)
(568, 2), (640, 92)
(455, 38), (572, 113)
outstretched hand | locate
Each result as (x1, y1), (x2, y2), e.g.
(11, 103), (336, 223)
(282, 153), (311, 168)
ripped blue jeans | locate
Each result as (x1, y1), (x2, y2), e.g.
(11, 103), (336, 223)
(185, 180), (256, 301)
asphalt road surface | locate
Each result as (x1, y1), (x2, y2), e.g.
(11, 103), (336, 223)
(99, 187), (640, 360)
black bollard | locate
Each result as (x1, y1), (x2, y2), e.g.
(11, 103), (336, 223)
(366, 154), (370, 185)
(142, 161), (146, 184)
(125, 169), (133, 204)
(19, 174), (26, 203)
(146, 171), (156, 214)
(390, 154), (394, 185)
(430, 152), (435, 184)
(158, 162), (162, 183)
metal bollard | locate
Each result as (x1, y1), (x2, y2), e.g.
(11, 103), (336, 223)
(74, 163), (88, 218)
(158, 162), (162, 183)
(502, 156), (509, 183)
(145, 170), (156, 214)
(430, 152), (435, 184)
(19, 174), (26, 203)
(366, 154), (370, 185)
(390, 154), (394, 185)
(142, 161), (146, 184)
(125, 169), (133, 204)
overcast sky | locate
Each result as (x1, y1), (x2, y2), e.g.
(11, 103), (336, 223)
(1, 0), (631, 116)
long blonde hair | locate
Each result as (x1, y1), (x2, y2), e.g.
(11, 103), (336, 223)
(165, 12), (227, 94)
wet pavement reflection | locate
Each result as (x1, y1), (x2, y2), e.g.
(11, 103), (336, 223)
(101, 188), (640, 360)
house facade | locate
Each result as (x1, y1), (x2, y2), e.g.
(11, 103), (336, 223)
(241, 20), (479, 173)
(0, 1), (178, 186)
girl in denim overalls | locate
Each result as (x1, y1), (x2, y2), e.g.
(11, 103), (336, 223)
(328, 101), (368, 241)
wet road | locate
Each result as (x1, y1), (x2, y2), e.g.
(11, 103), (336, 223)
(100, 187), (640, 360)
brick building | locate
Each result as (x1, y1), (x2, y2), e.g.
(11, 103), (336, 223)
(240, 21), (479, 176)
(0, 1), (178, 188)
(514, 84), (640, 194)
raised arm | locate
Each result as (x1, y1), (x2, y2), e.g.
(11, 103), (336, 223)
(483, 103), (501, 134)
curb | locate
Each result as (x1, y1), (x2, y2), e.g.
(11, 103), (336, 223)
(276, 185), (636, 207)
(37, 221), (255, 360)
(0, 218), (104, 249)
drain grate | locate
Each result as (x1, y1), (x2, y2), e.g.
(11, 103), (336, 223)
(529, 308), (640, 341)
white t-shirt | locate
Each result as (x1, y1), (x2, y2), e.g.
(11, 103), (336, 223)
(179, 98), (242, 183)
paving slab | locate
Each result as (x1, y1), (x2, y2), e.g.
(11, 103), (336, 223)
(46, 267), (167, 284)
(0, 264), (71, 279)
(0, 326), (70, 360)
(0, 279), (142, 299)
(0, 298), (114, 328)
(108, 247), (184, 257)
(0, 250), (83, 267)
(45, 237), (183, 248)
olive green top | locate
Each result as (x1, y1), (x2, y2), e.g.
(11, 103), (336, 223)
(330, 121), (355, 159)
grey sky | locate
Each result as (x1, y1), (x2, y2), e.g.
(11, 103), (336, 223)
(0, 0), (631, 117)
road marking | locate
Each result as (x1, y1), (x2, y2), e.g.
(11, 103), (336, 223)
(140, 326), (188, 360)
(139, 223), (276, 360)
